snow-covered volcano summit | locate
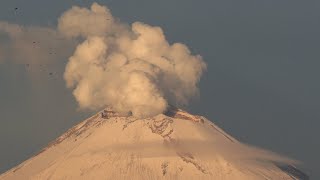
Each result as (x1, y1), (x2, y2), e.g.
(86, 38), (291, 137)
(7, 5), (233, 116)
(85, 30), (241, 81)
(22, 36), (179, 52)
(0, 107), (308, 180)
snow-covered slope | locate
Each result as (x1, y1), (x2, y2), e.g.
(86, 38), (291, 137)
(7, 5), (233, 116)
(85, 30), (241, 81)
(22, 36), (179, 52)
(0, 108), (308, 180)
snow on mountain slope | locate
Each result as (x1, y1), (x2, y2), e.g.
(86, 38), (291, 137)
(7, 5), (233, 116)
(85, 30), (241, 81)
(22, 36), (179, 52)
(0, 108), (309, 180)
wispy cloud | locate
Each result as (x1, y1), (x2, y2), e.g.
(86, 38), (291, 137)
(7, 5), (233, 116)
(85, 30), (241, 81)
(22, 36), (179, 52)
(0, 21), (76, 64)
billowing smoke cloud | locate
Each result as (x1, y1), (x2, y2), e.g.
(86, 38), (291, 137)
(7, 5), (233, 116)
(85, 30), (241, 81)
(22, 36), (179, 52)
(59, 3), (206, 118)
(0, 21), (76, 64)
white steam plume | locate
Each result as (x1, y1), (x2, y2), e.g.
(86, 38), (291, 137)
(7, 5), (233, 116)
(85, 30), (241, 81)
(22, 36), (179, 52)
(59, 3), (207, 118)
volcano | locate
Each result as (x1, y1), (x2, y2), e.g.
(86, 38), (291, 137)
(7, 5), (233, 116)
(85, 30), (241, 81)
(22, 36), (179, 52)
(0, 107), (308, 180)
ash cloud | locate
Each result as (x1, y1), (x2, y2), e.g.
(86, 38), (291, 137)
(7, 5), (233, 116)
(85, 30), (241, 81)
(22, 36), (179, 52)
(0, 21), (75, 65)
(60, 3), (207, 118)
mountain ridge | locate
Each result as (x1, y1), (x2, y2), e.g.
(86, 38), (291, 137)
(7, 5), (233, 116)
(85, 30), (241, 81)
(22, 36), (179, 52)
(0, 108), (309, 180)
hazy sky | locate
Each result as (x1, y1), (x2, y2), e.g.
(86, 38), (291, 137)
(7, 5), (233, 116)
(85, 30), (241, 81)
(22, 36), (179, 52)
(0, 0), (319, 178)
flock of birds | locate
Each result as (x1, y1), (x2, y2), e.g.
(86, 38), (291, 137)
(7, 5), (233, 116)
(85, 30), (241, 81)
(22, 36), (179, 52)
(12, 4), (112, 79)
(25, 39), (57, 77)
(13, 7), (58, 78)
(25, 63), (56, 78)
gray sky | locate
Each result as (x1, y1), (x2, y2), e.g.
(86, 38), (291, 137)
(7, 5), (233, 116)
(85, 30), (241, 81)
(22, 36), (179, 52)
(0, 0), (319, 178)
